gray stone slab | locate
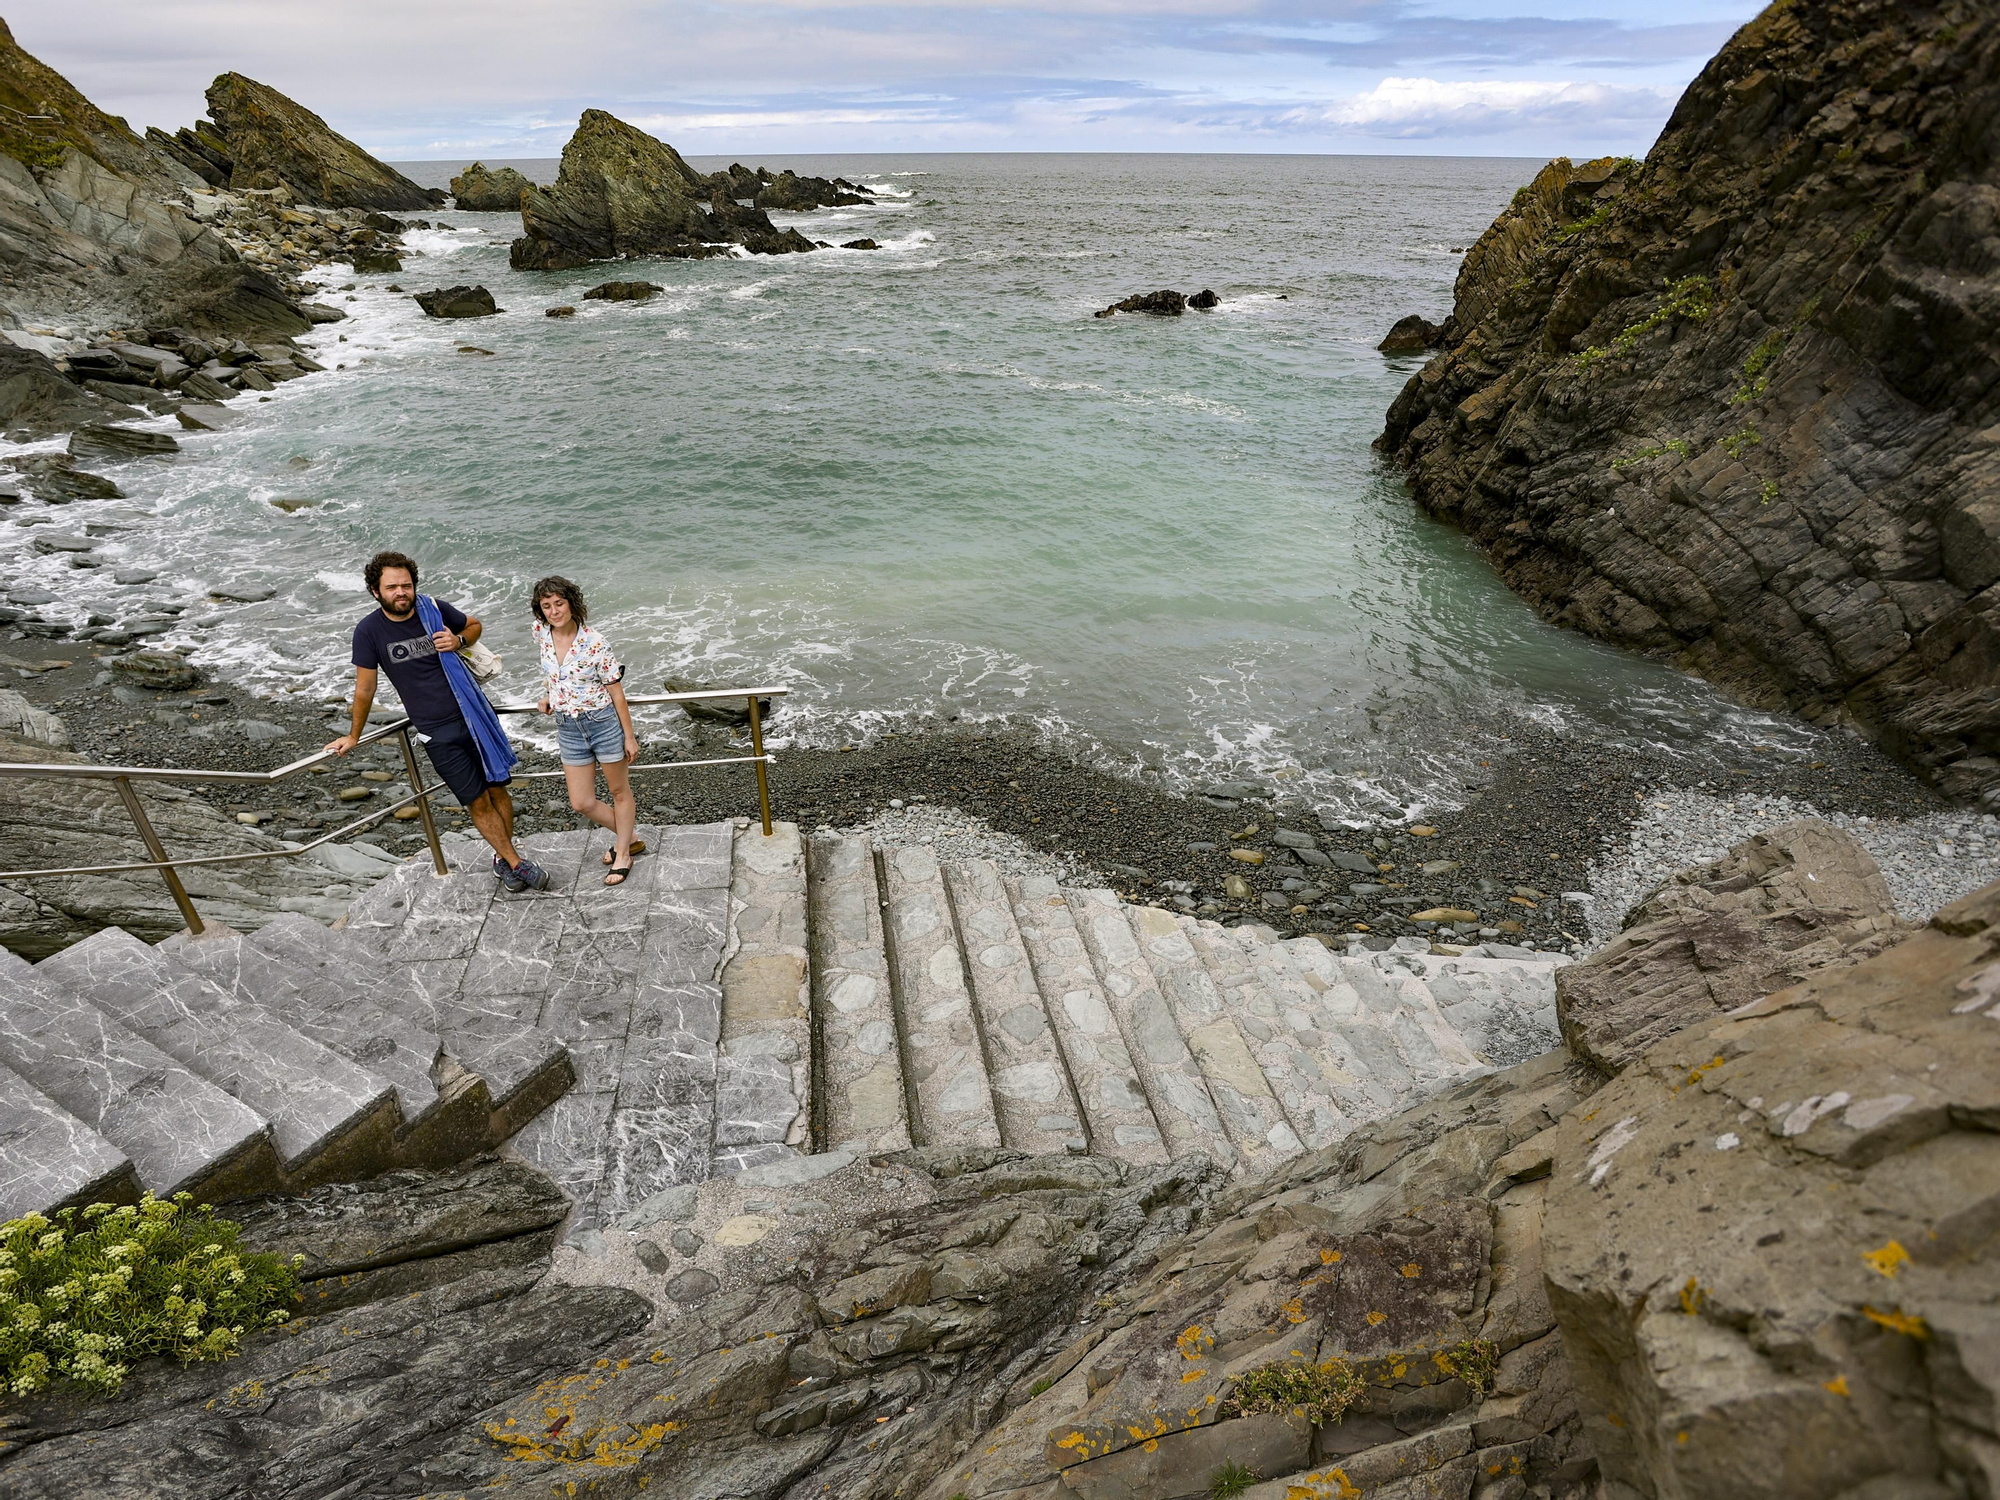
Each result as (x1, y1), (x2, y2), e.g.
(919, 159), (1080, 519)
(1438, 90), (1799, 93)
(805, 834), (910, 1154)
(648, 823), (733, 891)
(881, 843), (1000, 1151)
(507, 1088), (617, 1230)
(943, 859), (1084, 1154)
(717, 821), (809, 1163)
(379, 868), (496, 962)
(1063, 886), (1233, 1168)
(181, 920), (442, 1126)
(38, 928), (396, 1173)
(0, 951), (270, 1197)
(459, 892), (569, 998)
(1006, 876), (1168, 1167)
(641, 885), (730, 987)
(0, 1062), (138, 1220)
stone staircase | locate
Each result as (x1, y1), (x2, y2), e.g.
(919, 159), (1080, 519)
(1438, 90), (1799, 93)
(0, 821), (1568, 1227)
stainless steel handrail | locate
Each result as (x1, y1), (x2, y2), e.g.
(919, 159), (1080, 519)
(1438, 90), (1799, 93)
(0, 687), (787, 935)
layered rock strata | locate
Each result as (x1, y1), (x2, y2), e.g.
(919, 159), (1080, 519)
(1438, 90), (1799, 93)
(194, 72), (437, 210)
(1379, 0), (2000, 806)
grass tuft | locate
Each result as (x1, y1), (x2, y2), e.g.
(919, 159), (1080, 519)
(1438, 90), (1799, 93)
(1224, 1355), (1364, 1427)
(1209, 1458), (1261, 1498)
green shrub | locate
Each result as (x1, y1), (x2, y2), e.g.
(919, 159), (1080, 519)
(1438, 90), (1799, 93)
(1610, 438), (1690, 471)
(1, 1194), (302, 1397)
(1435, 1338), (1501, 1400)
(1224, 1355), (1364, 1427)
(1723, 426), (1763, 458)
(1209, 1458), (1261, 1498)
(1760, 478), (1779, 505)
(1556, 205), (1611, 240)
(1573, 274), (1716, 369)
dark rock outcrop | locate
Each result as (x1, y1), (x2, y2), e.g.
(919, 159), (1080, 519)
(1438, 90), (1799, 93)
(4, 454), (121, 502)
(841, 238), (880, 251)
(663, 676), (776, 726)
(1187, 288), (1219, 310)
(138, 261), (313, 341)
(1556, 818), (1916, 1074)
(199, 73), (437, 210)
(509, 110), (715, 271)
(0, 344), (107, 438)
(448, 160), (533, 211)
(413, 285), (498, 319)
(753, 169), (872, 211)
(1095, 289), (1186, 318)
(1378, 312), (1443, 352)
(582, 280), (662, 302)
(1378, 0), (2000, 806)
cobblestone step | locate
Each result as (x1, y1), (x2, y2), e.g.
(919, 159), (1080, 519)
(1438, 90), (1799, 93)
(1005, 875), (1168, 1166)
(805, 833), (910, 1155)
(944, 859), (1086, 1154)
(879, 843), (1001, 1150)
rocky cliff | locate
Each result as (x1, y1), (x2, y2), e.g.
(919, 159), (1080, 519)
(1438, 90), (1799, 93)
(191, 73), (437, 211)
(1379, 0), (2000, 808)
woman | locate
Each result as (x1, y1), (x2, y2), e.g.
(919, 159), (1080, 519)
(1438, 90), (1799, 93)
(530, 575), (644, 885)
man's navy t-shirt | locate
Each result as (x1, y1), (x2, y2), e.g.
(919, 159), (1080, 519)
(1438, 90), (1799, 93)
(351, 599), (468, 733)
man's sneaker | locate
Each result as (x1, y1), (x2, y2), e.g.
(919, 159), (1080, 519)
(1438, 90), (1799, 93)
(510, 858), (552, 893)
(492, 853), (525, 891)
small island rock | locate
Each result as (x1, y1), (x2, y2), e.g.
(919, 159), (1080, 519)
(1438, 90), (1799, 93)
(414, 285), (499, 319)
(450, 161), (534, 212)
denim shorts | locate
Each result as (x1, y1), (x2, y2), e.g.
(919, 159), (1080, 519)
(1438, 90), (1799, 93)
(556, 705), (626, 765)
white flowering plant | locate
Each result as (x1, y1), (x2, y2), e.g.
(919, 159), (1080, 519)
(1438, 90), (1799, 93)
(1, 1193), (302, 1398)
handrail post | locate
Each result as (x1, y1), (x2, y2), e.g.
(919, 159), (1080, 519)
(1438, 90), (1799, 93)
(396, 726), (449, 876)
(745, 694), (773, 836)
(112, 774), (203, 937)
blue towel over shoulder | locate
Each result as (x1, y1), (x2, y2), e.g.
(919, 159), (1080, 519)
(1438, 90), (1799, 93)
(416, 594), (517, 785)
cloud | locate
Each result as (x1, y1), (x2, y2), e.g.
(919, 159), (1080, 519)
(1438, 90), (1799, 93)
(1292, 75), (1675, 138)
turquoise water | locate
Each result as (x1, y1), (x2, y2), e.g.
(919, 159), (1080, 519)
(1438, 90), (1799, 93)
(18, 153), (1808, 820)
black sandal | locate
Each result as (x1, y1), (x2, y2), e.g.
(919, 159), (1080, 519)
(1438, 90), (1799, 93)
(604, 864), (634, 886)
(603, 839), (647, 866)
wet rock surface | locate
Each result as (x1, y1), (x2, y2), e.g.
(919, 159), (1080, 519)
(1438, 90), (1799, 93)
(1378, 0), (2000, 807)
(194, 71), (438, 210)
(414, 284), (500, 319)
(509, 109), (721, 271)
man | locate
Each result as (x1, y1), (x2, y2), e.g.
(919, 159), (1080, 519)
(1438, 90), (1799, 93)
(324, 550), (550, 892)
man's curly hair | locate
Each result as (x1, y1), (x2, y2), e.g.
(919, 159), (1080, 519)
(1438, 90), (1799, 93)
(364, 550), (419, 597)
(529, 574), (589, 628)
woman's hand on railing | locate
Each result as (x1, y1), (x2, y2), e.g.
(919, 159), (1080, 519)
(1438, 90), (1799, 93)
(537, 696), (551, 715)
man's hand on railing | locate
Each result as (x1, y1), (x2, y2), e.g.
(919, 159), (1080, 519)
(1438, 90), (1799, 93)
(324, 733), (360, 756)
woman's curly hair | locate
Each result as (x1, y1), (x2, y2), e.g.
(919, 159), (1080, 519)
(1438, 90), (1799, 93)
(529, 574), (588, 628)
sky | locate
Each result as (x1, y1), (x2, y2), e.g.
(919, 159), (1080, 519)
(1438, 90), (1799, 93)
(20, 0), (1767, 160)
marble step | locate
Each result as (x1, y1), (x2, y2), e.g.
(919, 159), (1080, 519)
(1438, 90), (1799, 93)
(36, 929), (400, 1184)
(1005, 876), (1168, 1166)
(0, 1061), (140, 1221)
(0, 949), (279, 1201)
(173, 919), (446, 1126)
(943, 860), (1087, 1154)
(879, 843), (1001, 1151)
(1177, 916), (1354, 1151)
(1062, 886), (1235, 1169)
(1122, 903), (1302, 1167)
(715, 822), (812, 1175)
(805, 834), (911, 1154)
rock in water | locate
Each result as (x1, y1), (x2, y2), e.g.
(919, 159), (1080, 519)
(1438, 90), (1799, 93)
(414, 286), (499, 319)
(510, 110), (716, 271)
(350, 248), (402, 274)
(545, 306), (576, 318)
(1377, 312), (1442, 352)
(1187, 288), (1219, 309)
(663, 676), (776, 727)
(1378, 1), (2000, 807)
(841, 238), (880, 250)
(1094, 290), (1186, 318)
(68, 424), (180, 463)
(449, 160), (534, 211)
(582, 280), (664, 302)
(201, 72), (437, 210)
(4, 454), (122, 502)
(753, 169), (873, 211)
(1557, 818), (1916, 1075)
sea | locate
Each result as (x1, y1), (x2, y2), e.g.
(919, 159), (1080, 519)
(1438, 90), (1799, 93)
(3, 153), (1817, 824)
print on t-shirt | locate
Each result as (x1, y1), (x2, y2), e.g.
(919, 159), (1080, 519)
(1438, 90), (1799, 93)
(388, 635), (440, 665)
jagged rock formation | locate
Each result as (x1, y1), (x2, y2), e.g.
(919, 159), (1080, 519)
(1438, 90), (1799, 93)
(192, 73), (437, 211)
(0, 17), (180, 188)
(449, 160), (532, 211)
(1379, 0), (2000, 807)
(510, 110), (815, 270)
(753, 167), (872, 211)
(1556, 817), (1917, 1072)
